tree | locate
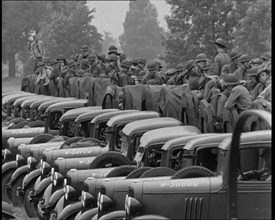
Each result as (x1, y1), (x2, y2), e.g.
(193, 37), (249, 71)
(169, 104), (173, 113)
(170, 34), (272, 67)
(39, 1), (102, 59)
(101, 32), (118, 55)
(232, 0), (271, 58)
(164, 0), (253, 67)
(119, 0), (164, 61)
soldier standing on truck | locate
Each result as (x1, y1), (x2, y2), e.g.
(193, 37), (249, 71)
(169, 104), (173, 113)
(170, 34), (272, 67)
(30, 34), (44, 72)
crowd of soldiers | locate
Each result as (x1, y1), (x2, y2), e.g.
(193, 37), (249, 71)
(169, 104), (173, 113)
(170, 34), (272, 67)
(26, 35), (271, 131)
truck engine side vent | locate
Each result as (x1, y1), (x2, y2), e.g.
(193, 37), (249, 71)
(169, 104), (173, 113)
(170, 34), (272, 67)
(184, 197), (203, 219)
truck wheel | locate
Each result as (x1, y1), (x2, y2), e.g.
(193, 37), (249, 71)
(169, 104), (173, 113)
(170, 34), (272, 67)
(29, 134), (55, 144)
(59, 137), (84, 149)
(12, 120), (29, 128)
(2, 171), (13, 203)
(133, 214), (170, 220)
(24, 183), (38, 218)
(126, 167), (152, 179)
(89, 152), (131, 169)
(171, 166), (215, 179)
(106, 165), (136, 177)
(27, 120), (45, 128)
(11, 176), (24, 207)
(139, 167), (176, 178)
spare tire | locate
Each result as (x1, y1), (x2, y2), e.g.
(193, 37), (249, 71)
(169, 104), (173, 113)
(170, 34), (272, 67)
(139, 167), (176, 178)
(126, 167), (152, 179)
(29, 134), (55, 144)
(27, 120), (45, 128)
(59, 137), (84, 149)
(171, 166), (215, 179)
(89, 152), (131, 169)
(106, 165), (136, 177)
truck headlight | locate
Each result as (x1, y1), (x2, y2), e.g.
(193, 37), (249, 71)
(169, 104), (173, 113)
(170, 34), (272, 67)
(53, 172), (64, 187)
(16, 154), (24, 168)
(27, 156), (37, 170)
(50, 168), (55, 182)
(4, 149), (11, 161)
(125, 196), (142, 217)
(41, 162), (51, 176)
(81, 191), (95, 208)
(98, 193), (113, 213)
(64, 185), (76, 201)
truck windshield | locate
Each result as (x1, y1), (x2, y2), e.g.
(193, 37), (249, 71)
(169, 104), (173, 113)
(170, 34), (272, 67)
(61, 120), (77, 137)
(78, 120), (90, 137)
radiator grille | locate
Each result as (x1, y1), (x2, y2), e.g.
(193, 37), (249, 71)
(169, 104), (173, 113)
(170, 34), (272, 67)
(184, 197), (203, 219)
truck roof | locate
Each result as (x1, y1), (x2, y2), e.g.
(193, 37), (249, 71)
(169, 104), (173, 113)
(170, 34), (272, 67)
(2, 92), (35, 105)
(90, 110), (139, 124)
(21, 95), (48, 108)
(219, 130), (271, 151)
(107, 111), (160, 127)
(139, 126), (201, 148)
(122, 117), (182, 136)
(59, 106), (103, 122)
(36, 98), (72, 110)
(74, 109), (118, 123)
(44, 99), (88, 114)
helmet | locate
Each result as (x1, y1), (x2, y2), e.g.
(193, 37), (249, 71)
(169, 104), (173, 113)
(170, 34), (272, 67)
(224, 73), (241, 86)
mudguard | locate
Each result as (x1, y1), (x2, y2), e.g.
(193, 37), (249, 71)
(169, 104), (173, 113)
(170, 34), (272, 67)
(48, 188), (64, 208)
(58, 201), (82, 220)
(2, 201), (16, 219)
(78, 207), (98, 220)
(55, 195), (65, 219)
(98, 210), (126, 220)
(2, 160), (16, 176)
(22, 168), (41, 190)
(2, 127), (45, 139)
(10, 164), (29, 186)
(34, 175), (42, 189)
(34, 176), (51, 196)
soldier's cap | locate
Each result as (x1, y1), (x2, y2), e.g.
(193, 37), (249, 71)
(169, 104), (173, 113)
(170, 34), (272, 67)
(82, 45), (89, 50)
(147, 79), (158, 85)
(43, 57), (51, 63)
(155, 61), (163, 68)
(238, 54), (251, 63)
(195, 53), (207, 63)
(223, 73), (241, 86)
(185, 60), (195, 72)
(119, 53), (127, 60)
(49, 59), (58, 66)
(131, 59), (139, 65)
(108, 45), (120, 55)
(97, 54), (106, 63)
(81, 59), (90, 66)
(121, 60), (132, 68)
(108, 45), (118, 51)
(147, 62), (158, 71)
(108, 54), (118, 61)
(247, 66), (259, 76)
(36, 62), (45, 67)
(76, 69), (85, 77)
(87, 54), (96, 61)
(165, 68), (176, 76)
(213, 38), (227, 48)
(261, 52), (271, 60)
(56, 54), (65, 60)
(137, 70), (147, 78)
(229, 49), (242, 60)
(255, 67), (270, 83)
(138, 58), (147, 64)
(175, 64), (184, 72)
(67, 59), (76, 67)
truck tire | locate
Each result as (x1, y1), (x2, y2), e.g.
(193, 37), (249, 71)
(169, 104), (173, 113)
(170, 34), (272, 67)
(24, 183), (37, 218)
(106, 165), (136, 177)
(171, 166), (215, 179)
(11, 176), (24, 207)
(2, 171), (13, 203)
(59, 137), (84, 149)
(126, 167), (152, 179)
(27, 120), (45, 128)
(12, 120), (29, 128)
(89, 152), (131, 169)
(139, 167), (176, 178)
(29, 134), (55, 144)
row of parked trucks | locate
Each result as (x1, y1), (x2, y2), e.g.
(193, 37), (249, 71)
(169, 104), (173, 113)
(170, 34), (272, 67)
(2, 91), (271, 220)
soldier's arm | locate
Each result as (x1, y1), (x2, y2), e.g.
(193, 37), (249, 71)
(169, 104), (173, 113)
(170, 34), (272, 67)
(220, 65), (228, 79)
(212, 56), (220, 76)
(224, 88), (240, 110)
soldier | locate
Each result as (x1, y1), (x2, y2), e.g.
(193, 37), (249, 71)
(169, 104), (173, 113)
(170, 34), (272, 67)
(77, 45), (90, 62)
(119, 53), (127, 63)
(195, 53), (208, 73)
(87, 54), (102, 78)
(34, 62), (50, 95)
(243, 66), (258, 94)
(251, 68), (271, 100)
(30, 34), (44, 72)
(185, 60), (202, 90)
(110, 60), (133, 87)
(233, 54), (251, 81)
(155, 60), (167, 84)
(80, 59), (90, 72)
(167, 64), (184, 85)
(48, 59), (60, 97)
(257, 84), (271, 111)
(97, 54), (107, 73)
(56, 54), (66, 72)
(106, 54), (120, 77)
(165, 68), (176, 84)
(135, 58), (146, 76)
(221, 49), (242, 79)
(260, 52), (271, 66)
(141, 62), (164, 85)
(107, 45), (120, 56)
(212, 38), (230, 76)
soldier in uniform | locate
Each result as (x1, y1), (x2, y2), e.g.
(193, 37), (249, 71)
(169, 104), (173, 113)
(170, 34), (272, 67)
(155, 60), (167, 84)
(233, 54), (251, 81)
(195, 53), (208, 72)
(110, 60), (133, 87)
(167, 64), (185, 85)
(80, 59), (90, 72)
(221, 49), (242, 79)
(77, 45), (90, 62)
(141, 62), (164, 85)
(135, 58), (146, 76)
(251, 68), (271, 100)
(34, 62), (50, 95)
(212, 38), (230, 77)
(87, 54), (102, 78)
(106, 54), (120, 77)
(119, 53), (127, 63)
(30, 34), (44, 72)
(243, 66), (258, 94)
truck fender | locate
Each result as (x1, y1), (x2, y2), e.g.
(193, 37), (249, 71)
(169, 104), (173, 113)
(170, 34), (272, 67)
(2, 201), (16, 219)
(2, 160), (16, 176)
(48, 188), (64, 209)
(54, 195), (65, 219)
(78, 207), (98, 220)
(22, 168), (41, 190)
(34, 176), (51, 196)
(98, 210), (126, 220)
(10, 164), (29, 186)
(59, 201), (82, 220)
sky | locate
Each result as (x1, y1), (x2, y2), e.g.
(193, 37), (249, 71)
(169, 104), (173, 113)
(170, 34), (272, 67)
(86, 0), (171, 39)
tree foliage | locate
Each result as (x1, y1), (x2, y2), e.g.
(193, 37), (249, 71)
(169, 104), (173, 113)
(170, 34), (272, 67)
(232, 0), (271, 58)
(164, 0), (253, 67)
(119, 0), (164, 61)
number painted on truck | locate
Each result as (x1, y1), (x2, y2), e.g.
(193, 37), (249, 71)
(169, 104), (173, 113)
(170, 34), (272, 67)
(65, 149), (93, 155)
(161, 181), (199, 188)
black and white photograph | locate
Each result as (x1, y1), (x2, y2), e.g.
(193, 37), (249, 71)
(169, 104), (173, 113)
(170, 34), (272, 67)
(2, 0), (271, 219)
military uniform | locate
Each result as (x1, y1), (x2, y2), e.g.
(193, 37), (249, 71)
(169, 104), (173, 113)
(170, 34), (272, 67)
(212, 38), (230, 76)
(141, 62), (164, 85)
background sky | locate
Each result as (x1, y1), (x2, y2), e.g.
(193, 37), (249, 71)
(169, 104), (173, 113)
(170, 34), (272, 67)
(86, 0), (171, 39)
